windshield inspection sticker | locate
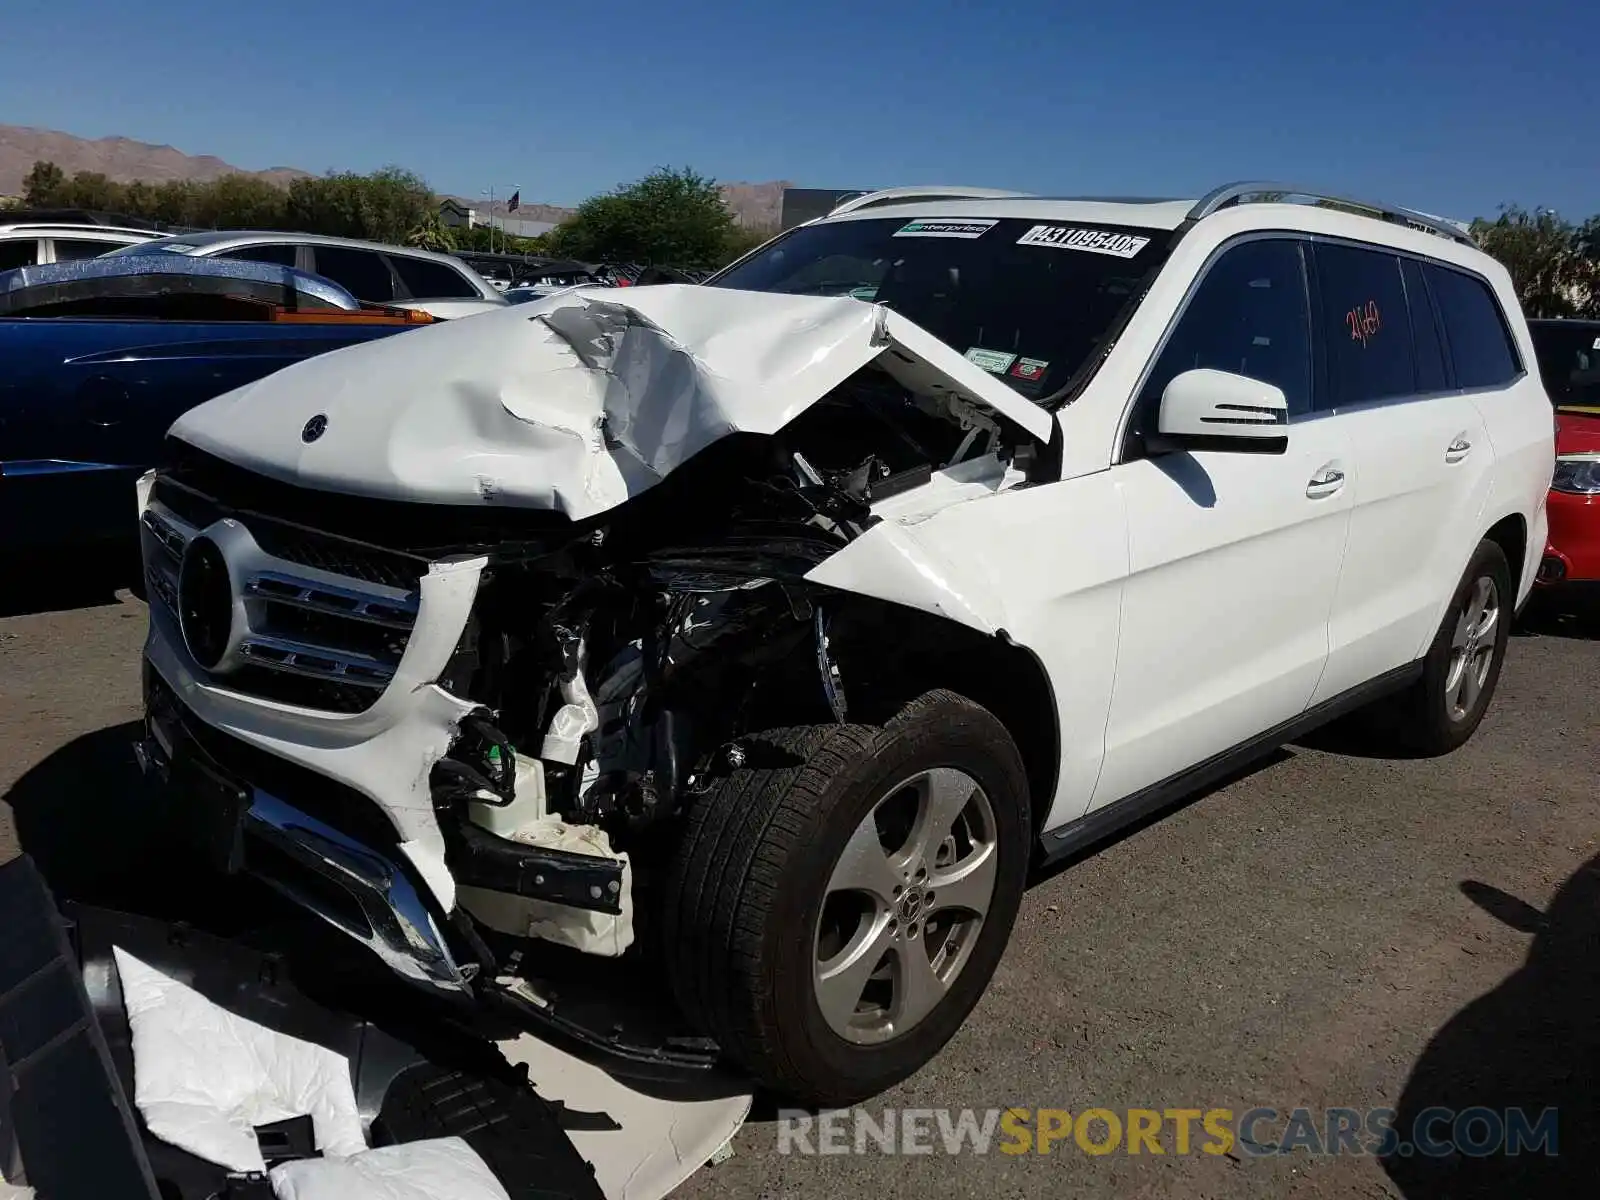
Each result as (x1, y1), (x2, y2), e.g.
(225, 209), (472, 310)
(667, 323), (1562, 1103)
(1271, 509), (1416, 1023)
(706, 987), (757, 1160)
(1016, 225), (1151, 258)
(964, 347), (1017, 374)
(1009, 357), (1049, 382)
(894, 219), (998, 239)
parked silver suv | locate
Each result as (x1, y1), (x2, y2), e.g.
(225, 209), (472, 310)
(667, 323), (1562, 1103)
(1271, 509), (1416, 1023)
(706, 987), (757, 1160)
(110, 232), (506, 319)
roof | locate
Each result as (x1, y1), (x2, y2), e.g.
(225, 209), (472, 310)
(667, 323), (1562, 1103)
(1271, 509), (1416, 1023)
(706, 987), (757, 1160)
(0, 222), (155, 239)
(813, 182), (1476, 248)
(124, 230), (476, 267)
(0, 254), (361, 309)
(824, 197), (1197, 230)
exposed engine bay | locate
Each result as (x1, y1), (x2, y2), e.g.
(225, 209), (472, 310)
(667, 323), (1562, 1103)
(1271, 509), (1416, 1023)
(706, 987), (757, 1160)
(420, 361), (1046, 952)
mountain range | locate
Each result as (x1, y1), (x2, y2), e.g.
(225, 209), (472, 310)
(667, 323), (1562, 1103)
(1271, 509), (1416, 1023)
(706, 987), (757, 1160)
(0, 124), (789, 228)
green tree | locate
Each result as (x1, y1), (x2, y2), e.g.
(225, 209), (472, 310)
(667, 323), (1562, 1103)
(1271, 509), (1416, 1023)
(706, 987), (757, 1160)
(549, 167), (737, 267)
(22, 160), (67, 206)
(405, 212), (457, 251)
(1471, 206), (1599, 319)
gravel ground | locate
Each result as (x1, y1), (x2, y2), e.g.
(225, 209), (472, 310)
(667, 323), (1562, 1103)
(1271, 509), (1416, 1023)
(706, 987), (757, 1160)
(2, 577), (1595, 1199)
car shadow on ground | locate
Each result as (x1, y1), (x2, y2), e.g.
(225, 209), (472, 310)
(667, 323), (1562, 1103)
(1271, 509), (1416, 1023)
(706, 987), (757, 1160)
(1381, 855), (1600, 1197)
(0, 548), (141, 619)
(3, 720), (263, 930)
(1514, 593), (1600, 642)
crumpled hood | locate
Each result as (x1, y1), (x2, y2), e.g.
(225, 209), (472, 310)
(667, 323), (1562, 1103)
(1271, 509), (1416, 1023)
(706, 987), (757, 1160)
(169, 284), (1054, 521)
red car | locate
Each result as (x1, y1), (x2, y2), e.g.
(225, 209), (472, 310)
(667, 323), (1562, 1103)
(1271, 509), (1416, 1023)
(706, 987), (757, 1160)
(1529, 320), (1600, 592)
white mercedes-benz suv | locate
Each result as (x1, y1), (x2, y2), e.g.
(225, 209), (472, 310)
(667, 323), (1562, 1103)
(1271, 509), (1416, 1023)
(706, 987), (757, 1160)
(135, 183), (1554, 1104)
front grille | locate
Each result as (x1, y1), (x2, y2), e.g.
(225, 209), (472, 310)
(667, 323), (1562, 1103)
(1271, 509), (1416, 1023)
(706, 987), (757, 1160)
(143, 484), (424, 715)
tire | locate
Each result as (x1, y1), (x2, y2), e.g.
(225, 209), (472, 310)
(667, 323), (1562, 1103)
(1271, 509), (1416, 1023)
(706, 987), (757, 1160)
(662, 689), (1030, 1106)
(1383, 539), (1514, 756)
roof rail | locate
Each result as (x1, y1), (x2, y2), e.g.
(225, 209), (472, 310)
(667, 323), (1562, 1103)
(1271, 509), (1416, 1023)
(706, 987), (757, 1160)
(826, 186), (1033, 218)
(1188, 181), (1476, 246)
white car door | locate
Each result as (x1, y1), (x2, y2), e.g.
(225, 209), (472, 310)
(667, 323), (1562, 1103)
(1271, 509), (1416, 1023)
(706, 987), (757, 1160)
(1091, 237), (1353, 809)
(1308, 247), (1496, 704)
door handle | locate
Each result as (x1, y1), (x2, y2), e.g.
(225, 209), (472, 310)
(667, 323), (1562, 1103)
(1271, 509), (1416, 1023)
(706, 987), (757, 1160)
(1306, 465), (1345, 499)
(1445, 436), (1473, 463)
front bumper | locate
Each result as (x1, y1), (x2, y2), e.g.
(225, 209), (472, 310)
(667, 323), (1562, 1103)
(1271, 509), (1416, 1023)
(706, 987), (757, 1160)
(138, 662), (475, 997)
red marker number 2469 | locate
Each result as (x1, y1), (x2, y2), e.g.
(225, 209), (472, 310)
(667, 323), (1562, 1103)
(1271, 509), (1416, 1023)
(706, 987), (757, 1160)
(1346, 300), (1381, 346)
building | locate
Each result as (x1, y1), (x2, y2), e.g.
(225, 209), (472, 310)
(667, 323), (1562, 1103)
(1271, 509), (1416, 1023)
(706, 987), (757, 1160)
(438, 199), (556, 240)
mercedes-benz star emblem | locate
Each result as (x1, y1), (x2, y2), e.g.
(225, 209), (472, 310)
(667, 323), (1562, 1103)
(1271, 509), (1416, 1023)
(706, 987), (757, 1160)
(301, 414), (328, 443)
(177, 535), (235, 670)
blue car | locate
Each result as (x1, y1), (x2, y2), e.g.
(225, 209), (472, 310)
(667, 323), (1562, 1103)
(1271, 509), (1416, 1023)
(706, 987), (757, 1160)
(0, 255), (432, 552)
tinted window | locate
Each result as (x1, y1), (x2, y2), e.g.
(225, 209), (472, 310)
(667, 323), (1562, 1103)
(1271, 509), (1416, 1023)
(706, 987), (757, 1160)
(1314, 243), (1415, 409)
(1529, 322), (1600, 407)
(1138, 238), (1313, 429)
(711, 216), (1172, 398)
(390, 254), (478, 299)
(51, 238), (119, 261)
(218, 244), (299, 268)
(1425, 264), (1521, 389)
(1401, 258), (1448, 393)
(0, 239), (40, 271)
(311, 246), (395, 302)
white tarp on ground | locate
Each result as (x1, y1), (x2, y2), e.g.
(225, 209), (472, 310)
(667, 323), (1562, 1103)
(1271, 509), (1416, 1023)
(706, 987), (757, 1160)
(269, 1137), (510, 1200)
(500, 1034), (751, 1200)
(114, 949), (367, 1174)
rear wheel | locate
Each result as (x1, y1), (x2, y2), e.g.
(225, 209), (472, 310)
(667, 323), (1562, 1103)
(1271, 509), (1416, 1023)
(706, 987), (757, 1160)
(661, 690), (1030, 1105)
(1383, 539), (1513, 755)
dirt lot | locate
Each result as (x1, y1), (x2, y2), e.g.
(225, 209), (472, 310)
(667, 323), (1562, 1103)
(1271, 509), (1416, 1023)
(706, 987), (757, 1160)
(2, 575), (1595, 1199)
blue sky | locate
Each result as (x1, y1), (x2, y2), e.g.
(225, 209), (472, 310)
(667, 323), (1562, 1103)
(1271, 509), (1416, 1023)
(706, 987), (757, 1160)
(2, 0), (1595, 220)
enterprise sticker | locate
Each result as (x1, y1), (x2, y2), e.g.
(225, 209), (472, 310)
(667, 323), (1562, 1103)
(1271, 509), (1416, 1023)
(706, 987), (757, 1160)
(1016, 225), (1151, 258)
(894, 219), (997, 239)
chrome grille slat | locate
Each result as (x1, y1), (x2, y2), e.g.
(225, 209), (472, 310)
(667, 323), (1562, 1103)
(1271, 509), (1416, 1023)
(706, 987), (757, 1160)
(246, 571), (418, 630)
(239, 634), (396, 688)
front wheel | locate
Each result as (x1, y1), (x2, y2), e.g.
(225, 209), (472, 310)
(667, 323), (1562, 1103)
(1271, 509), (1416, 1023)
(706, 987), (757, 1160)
(661, 690), (1030, 1105)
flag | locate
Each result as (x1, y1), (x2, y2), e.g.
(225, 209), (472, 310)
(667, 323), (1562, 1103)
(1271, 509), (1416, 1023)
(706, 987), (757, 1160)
(507, 191), (520, 213)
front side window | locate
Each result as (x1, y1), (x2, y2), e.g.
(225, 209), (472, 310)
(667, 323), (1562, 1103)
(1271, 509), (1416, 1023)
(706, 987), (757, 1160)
(1426, 264), (1521, 390)
(311, 246), (396, 303)
(709, 215), (1171, 399)
(1135, 238), (1313, 436)
(1313, 243), (1415, 409)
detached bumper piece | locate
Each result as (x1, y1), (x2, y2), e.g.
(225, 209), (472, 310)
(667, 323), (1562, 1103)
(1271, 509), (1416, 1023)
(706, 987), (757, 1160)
(0, 856), (161, 1200)
(3, 859), (595, 1199)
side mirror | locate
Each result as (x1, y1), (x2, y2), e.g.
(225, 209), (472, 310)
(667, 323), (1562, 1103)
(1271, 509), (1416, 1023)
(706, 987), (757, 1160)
(1156, 368), (1289, 454)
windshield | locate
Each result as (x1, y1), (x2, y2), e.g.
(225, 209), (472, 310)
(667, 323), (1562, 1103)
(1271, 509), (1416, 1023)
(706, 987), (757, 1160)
(709, 215), (1172, 399)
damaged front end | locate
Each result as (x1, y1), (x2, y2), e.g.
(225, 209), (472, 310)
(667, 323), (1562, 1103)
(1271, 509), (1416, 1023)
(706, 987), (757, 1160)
(137, 286), (1054, 1063)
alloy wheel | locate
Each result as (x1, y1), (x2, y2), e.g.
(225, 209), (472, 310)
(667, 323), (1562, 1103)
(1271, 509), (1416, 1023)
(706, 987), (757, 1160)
(812, 767), (998, 1045)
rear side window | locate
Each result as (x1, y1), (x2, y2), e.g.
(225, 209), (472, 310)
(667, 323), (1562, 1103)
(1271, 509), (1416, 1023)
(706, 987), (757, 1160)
(51, 238), (118, 261)
(1138, 238), (1313, 422)
(389, 254), (478, 299)
(0, 239), (40, 271)
(1401, 258), (1448, 393)
(1424, 265), (1521, 389)
(218, 244), (299, 268)
(1312, 243), (1414, 409)
(311, 246), (396, 302)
